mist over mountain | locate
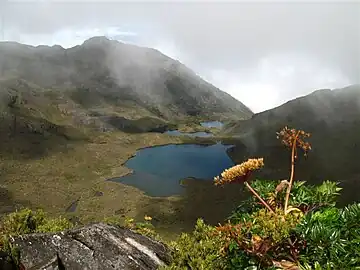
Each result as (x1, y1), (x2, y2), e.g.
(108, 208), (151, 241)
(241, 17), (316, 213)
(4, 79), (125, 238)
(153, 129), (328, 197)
(0, 36), (252, 122)
(223, 84), (360, 205)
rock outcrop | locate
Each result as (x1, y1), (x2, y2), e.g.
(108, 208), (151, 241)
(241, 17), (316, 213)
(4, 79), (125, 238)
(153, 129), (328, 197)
(10, 223), (171, 270)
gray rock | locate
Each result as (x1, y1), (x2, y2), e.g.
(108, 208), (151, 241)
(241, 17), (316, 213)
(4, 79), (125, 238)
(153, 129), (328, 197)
(11, 223), (171, 270)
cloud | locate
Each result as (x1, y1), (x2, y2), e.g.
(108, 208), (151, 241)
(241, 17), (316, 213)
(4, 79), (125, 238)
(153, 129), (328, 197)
(1, 1), (359, 112)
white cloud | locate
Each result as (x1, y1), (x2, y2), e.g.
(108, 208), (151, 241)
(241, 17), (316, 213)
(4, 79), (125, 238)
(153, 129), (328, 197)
(204, 53), (351, 112)
(5, 27), (140, 48)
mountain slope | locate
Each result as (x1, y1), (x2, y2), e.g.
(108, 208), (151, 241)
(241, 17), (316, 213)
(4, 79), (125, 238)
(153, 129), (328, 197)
(223, 84), (360, 205)
(0, 36), (253, 123)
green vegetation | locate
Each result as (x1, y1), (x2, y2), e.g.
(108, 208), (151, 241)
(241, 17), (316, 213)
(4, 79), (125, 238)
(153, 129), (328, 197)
(0, 208), (72, 236)
(162, 219), (227, 270)
(0, 208), (73, 264)
(164, 127), (360, 269)
(165, 181), (360, 269)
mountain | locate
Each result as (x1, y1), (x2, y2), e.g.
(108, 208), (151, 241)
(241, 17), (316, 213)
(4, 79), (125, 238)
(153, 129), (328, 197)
(0, 36), (252, 124)
(0, 36), (253, 158)
(223, 84), (360, 205)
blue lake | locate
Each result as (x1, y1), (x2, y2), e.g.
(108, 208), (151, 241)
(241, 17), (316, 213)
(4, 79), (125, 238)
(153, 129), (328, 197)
(110, 143), (235, 197)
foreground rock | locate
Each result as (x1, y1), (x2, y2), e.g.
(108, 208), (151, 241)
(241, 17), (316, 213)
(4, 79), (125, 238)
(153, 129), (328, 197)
(10, 223), (171, 270)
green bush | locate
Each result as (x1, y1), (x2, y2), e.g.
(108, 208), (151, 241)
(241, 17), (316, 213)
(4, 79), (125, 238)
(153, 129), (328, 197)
(0, 208), (73, 264)
(0, 208), (72, 237)
(296, 203), (360, 269)
(163, 219), (227, 270)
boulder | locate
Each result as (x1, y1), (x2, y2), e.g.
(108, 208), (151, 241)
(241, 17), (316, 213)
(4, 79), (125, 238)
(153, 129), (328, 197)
(10, 223), (171, 270)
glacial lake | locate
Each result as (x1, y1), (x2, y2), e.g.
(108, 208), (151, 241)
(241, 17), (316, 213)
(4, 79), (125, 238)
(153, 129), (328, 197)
(110, 143), (234, 197)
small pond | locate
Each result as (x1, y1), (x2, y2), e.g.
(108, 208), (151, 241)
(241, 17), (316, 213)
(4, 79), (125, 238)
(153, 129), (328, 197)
(200, 121), (224, 129)
(110, 143), (234, 197)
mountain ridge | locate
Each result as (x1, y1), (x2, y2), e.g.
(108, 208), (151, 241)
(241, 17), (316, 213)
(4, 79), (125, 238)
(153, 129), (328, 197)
(0, 36), (253, 122)
(223, 84), (360, 205)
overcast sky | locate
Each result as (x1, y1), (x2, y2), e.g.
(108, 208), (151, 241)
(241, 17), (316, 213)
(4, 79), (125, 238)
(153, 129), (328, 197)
(0, 1), (359, 112)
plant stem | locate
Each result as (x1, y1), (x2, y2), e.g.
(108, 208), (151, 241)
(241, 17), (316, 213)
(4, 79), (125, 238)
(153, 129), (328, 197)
(244, 182), (274, 213)
(284, 131), (300, 214)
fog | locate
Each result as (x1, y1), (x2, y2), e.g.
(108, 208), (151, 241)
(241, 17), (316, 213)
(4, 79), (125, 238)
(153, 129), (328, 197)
(0, 1), (359, 112)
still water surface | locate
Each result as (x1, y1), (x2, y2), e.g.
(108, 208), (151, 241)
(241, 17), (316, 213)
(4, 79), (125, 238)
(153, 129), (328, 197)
(110, 143), (234, 196)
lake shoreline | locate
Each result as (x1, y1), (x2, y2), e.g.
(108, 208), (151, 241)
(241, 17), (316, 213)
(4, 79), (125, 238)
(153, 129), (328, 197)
(111, 121), (237, 197)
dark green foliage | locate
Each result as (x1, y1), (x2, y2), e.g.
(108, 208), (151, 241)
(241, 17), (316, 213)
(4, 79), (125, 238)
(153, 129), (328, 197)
(296, 203), (360, 269)
(227, 180), (341, 224)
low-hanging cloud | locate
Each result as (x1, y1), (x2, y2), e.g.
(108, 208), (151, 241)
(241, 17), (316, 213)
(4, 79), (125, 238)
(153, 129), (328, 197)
(1, 1), (359, 112)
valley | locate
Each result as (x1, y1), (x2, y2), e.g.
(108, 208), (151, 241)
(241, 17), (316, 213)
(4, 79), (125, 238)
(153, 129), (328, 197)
(0, 37), (252, 240)
(0, 36), (359, 243)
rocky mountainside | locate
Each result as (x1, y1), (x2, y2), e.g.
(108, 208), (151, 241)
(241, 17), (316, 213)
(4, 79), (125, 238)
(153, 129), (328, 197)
(0, 36), (252, 124)
(223, 84), (360, 205)
(0, 36), (252, 158)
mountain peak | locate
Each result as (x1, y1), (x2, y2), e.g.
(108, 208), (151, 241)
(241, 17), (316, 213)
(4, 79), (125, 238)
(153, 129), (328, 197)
(0, 36), (253, 120)
(82, 36), (119, 47)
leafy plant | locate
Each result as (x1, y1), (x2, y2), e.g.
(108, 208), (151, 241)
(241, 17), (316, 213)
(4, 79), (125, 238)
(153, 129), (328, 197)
(296, 203), (360, 268)
(300, 261), (333, 270)
(163, 218), (227, 270)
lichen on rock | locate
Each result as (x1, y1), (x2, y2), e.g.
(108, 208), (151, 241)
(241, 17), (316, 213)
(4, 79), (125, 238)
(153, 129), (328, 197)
(10, 223), (171, 270)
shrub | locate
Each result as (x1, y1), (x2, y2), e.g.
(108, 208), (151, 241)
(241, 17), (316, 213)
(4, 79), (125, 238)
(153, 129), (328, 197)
(0, 208), (72, 237)
(163, 219), (227, 270)
(296, 203), (360, 268)
(0, 208), (73, 265)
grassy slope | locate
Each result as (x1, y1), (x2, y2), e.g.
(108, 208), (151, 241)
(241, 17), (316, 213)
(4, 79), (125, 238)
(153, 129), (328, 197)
(221, 85), (360, 206)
